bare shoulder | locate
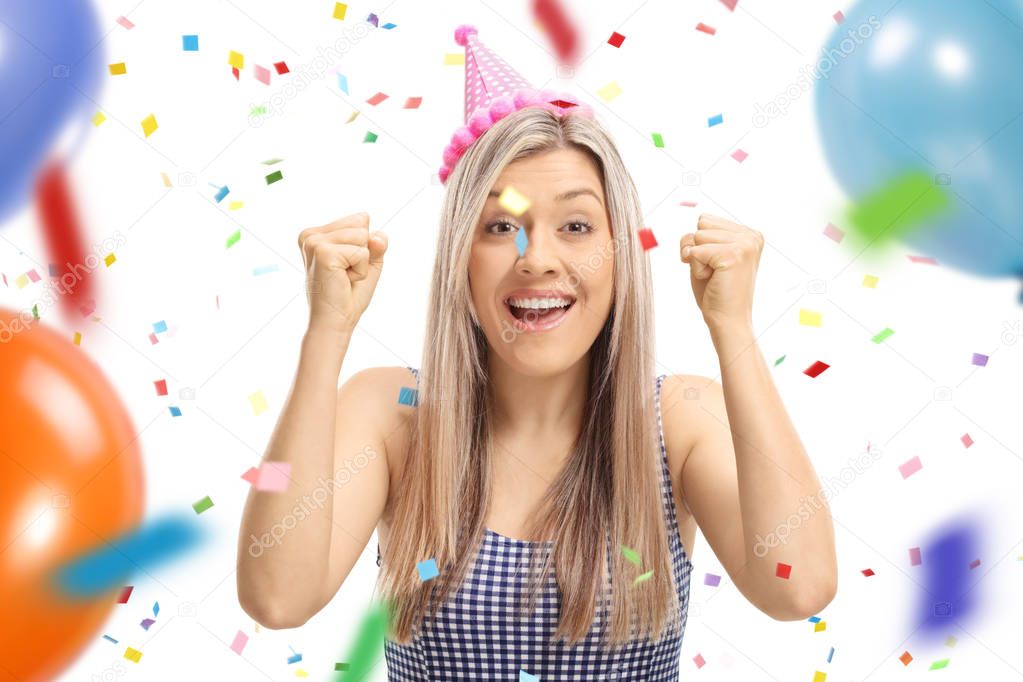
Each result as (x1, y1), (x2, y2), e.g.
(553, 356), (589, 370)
(337, 365), (418, 484)
(658, 374), (726, 480)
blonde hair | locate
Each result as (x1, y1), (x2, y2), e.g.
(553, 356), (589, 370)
(376, 105), (680, 649)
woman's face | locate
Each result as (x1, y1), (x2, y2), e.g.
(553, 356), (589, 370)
(468, 147), (615, 376)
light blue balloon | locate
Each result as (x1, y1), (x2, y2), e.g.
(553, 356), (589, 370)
(815, 0), (1023, 279)
(0, 0), (103, 224)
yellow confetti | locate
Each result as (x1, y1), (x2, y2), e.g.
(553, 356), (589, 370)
(108, 62), (127, 75)
(92, 111), (106, 126)
(296, 670), (309, 678)
(228, 50), (244, 70)
(333, 2), (348, 20)
(862, 274), (879, 288)
(814, 620), (826, 632)
(15, 273), (29, 289)
(104, 253), (117, 267)
(345, 110), (360, 124)
(124, 647), (142, 663)
(812, 672), (826, 682)
(249, 390), (268, 416)
(945, 635), (957, 647)
(597, 81), (623, 102)
(498, 186), (531, 216)
(229, 201), (244, 211)
(161, 172), (173, 187)
(443, 52), (465, 66)
(799, 309), (822, 327)
(141, 113), (158, 138)
(73, 332), (82, 346)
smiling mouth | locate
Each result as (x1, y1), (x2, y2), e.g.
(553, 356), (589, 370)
(504, 299), (576, 321)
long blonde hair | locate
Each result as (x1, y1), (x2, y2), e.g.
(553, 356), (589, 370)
(376, 105), (679, 649)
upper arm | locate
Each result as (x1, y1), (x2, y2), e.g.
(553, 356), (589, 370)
(319, 366), (414, 606)
(661, 375), (750, 592)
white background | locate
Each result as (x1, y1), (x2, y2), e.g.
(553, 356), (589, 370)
(2, 0), (1022, 680)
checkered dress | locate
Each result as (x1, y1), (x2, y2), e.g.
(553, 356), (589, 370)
(378, 369), (692, 680)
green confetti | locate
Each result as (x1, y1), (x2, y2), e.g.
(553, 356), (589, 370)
(265, 170), (283, 185)
(871, 327), (895, 344)
(192, 496), (214, 514)
(845, 169), (950, 250)
(928, 658), (950, 671)
(632, 570), (654, 585)
(249, 104), (266, 116)
(261, 158), (284, 165)
(332, 600), (389, 681)
(620, 545), (642, 567)
(774, 354), (786, 366)
(226, 229), (241, 249)
(363, 131), (378, 143)
(32, 304), (39, 320)
(651, 132), (664, 148)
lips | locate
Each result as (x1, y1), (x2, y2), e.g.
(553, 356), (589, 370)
(500, 290), (577, 334)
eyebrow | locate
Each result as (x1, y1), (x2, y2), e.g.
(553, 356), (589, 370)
(487, 187), (604, 207)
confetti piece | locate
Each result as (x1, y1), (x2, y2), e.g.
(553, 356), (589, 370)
(381, 22), (397, 29)
(141, 114), (158, 138)
(861, 568), (875, 576)
(73, 332), (82, 346)
(971, 352), (988, 367)
(117, 586), (134, 603)
(774, 355), (785, 366)
(265, 170), (284, 185)
(814, 620), (827, 632)
(961, 434), (973, 448)
(397, 387), (419, 407)
(182, 35), (198, 51)
(833, 11), (845, 23)
(116, 16), (135, 29)
(26, 269), (40, 283)
(680, 201), (698, 207)
(898, 456), (922, 479)
(254, 65), (271, 85)
(154, 379), (168, 396)
(124, 647), (142, 663)
(808, 616), (821, 623)
(140, 617), (155, 630)
(333, 2), (348, 20)
(775, 562), (792, 579)
(515, 227), (529, 257)
(696, 22), (717, 35)
(153, 320), (167, 334)
(621, 545), (642, 566)
(274, 61), (289, 74)
(92, 111), (107, 126)
(417, 558), (439, 581)
(862, 274), (878, 287)
(847, 170), (949, 245)
(169, 406), (181, 417)
(693, 654), (706, 668)
(15, 273), (29, 289)
(900, 651), (913, 665)
(498, 186), (531, 216)
(909, 547), (922, 565)
(363, 131), (378, 143)
(228, 50), (244, 69)
(638, 228), (658, 250)
(651, 132), (665, 148)
(226, 229), (241, 248)
(720, 0), (738, 10)
(608, 31), (625, 47)
(230, 630), (249, 655)
(823, 222), (845, 243)
(945, 636), (957, 647)
(827, 647), (835, 663)
(261, 158), (284, 165)
(256, 462), (292, 492)
(533, 0), (580, 63)
(812, 672), (826, 682)
(335, 663), (350, 671)
(153, 602), (160, 616)
(704, 573), (721, 587)
(214, 185), (229, 203)
(597, 81), (623, 102)
(230, 201), (244, 210)
(253, 264), (280, 276)
(241, 467), (260, 485)
(108, 62), (127, 76)
(250, 389), (268, 415)
(907, 254), (939, 265)
(803, 361), (829, 378)
(632, 570), (654, 585)
(969, 558), (981, 569)
(331, 601), (388, 681)
(103, 634), (119, 643)
(403, 96), (423, 109)
(192, 496), (214, 515)
(731, 149), (749, 163)
(708, 113), (724, 127)
(871, 328), (894, 344)
(799, 309), (822, 327)
(929, 659), (949, 671)
(367, 12), (379, 27)
(520, 671), (540, 682)
(444, 52), (465, 65)
(149, 333), (159, 345)
(288, 653), (303, 664)
(366, 92), (388, 106)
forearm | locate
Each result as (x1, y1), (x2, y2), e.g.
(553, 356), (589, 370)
(236, 325), (351, 626)
(710, 321), (837, 618)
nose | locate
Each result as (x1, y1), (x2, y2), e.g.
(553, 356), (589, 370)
(516, 225), (562, 276)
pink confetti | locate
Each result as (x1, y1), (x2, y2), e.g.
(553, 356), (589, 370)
(254, 65), (271, 85)
(907, 254), (939, 265)
(241, 467), (260, 485)
(823, 221), (845, 243)
(898, 455), (922, 479)
(230, 630), (249, 655)
(366, 92), (389, 106)
(148, 333), (159, 345)
(969, 558), (981, 569)
(720, 0), (738, 10)
(256, 462), (292, 492)
(27, 268), (41, 283)
(403, 96), (423, 109)
(116, 16), (135, 29)
(909, 547), (922, 565)
(693, 653), (706, 668)
(961, 433), (974, 448)
(679, 201), (698, 207)
(695, 22), (717, 35)
(731, 149), (748, 163)
(833, 10), (845, 23)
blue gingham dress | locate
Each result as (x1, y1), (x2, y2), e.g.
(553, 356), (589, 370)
(379, 369), (692, 680)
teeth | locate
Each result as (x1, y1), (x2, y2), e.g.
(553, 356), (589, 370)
(507, 297), (573, 310)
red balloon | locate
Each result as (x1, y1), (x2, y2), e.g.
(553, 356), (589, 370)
(0, 308), (144, 682)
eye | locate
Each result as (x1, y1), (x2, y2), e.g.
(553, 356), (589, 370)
(563, 220), (594, 235)
(485, 220), (519, 235)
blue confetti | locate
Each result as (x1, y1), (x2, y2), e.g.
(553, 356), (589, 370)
(397, 387), (418, 407)
(337, 72), (349, 95)
(214, 185), (229, 203)
(153, 320), (167, 334)
(382, 22), (397, 29)
(253, 264), (281, 276)
(287, 653), (303, 664)
(515, 226), (528, 257)
(708, 113), (724, 127)
(169, 406), (182, 417)
(182, 34), (199, 51)
(520, 671), (539, 682)
(416, 558), (439, 581)
(827, 646), (834, 663)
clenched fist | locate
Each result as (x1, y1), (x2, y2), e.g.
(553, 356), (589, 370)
(298, 212), (388, 334)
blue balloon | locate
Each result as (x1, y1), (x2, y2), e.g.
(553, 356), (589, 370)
(0, 0), (103, 224)
(815, 0), (1023, 279)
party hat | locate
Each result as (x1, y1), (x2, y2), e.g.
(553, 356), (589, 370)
(438, 24), (594, 185)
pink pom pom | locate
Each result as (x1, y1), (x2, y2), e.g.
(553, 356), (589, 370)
(453, 125), (477, 149)
(454, 24), (478, 47)
(443, 142), (461, 166)
(468, 108), (493, 135)
(489, 95), (515, 121)
(439, 166), (451, 183)
(538, 88), (558, 105)
(513, 88), (539, 108)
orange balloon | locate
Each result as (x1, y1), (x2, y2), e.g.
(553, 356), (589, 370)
(0, 308), (144, 682)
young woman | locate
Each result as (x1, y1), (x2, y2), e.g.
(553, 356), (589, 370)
(237, 27), (837, 681)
